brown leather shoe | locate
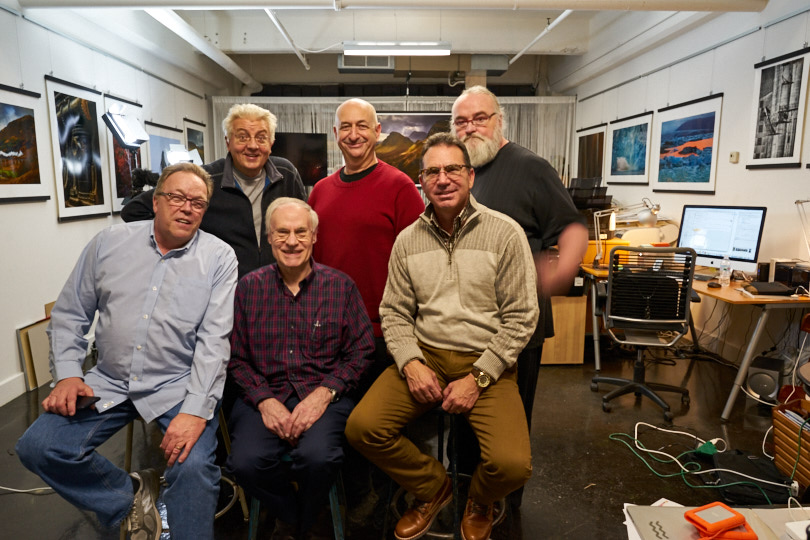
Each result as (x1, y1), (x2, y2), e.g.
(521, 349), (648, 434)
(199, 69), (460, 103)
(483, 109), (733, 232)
(394, 477), (453, 540)
(460, 498), (494, 540)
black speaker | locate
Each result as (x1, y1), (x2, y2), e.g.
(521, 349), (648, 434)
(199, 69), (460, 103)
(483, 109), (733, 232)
(746, 356), (783, 403)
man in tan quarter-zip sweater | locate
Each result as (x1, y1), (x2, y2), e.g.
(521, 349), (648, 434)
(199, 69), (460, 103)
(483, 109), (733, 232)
(346, 133), (539, 540)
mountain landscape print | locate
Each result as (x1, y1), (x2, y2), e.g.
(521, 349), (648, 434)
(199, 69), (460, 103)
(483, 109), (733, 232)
(657, 111), (715, 183)
(0, 102), (40, 185)
(375, 113), (450, 182)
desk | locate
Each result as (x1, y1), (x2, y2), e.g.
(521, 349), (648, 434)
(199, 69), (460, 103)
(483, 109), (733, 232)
(691, 280), (810, 421)
(581, 266), (810, 421)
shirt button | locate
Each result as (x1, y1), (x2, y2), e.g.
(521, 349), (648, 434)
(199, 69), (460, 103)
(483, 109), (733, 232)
(143, 314), (148, 319)
(152, 286), (157, 291)
(132, 376), (138, 381)
(136, 345), (142, 350)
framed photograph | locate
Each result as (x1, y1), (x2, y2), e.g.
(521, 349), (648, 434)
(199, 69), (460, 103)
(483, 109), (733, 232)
(45, 77), (109, 219)
(747, 47), (810, 169)
(605, 112), (652, 185)
(274, 133), (328, 186)
(144, 121), (183, 174)
(651, 94), (722, 193)
(0, 84), (48, 201)
(575, 123), (606, 180)
(104, 95), (144, 212)
(184, 118), (206, 164)
(375, 112), (451, 183)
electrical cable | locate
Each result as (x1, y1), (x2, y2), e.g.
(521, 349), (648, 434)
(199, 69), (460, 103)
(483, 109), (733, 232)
(0, 484), (53, 494)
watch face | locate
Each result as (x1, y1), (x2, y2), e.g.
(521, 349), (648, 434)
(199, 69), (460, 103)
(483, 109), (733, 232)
(477, 373), (491, 388)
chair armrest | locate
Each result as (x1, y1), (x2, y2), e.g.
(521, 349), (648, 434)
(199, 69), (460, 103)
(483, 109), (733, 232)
(690, 289), (701, 303)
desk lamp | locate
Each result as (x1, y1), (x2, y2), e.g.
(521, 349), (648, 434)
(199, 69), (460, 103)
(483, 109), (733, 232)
(592, 197), (660, 267)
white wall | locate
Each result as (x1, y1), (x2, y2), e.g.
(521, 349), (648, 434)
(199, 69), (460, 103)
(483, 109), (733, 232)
(0, 6), (237, 406)
(550, 0), (810, 361)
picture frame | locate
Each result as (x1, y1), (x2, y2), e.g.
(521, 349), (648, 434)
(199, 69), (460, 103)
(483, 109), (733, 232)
(0, 84), (48, 202)
(605, 111), (653, 185)
(651, 94), (722, 194)
(45, 76), (109, 220)
(746, 47), (810, 169)
(184, 117), (206, 164)
(144, 121), (183, 174)
(104, 94), (144, 212)
(375, 112), (451, 183)
(575, 123), (607, 180)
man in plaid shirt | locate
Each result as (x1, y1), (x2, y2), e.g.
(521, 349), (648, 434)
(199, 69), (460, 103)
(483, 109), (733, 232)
(225, 197), (374, 539)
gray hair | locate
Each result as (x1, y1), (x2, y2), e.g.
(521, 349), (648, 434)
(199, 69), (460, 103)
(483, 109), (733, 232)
(265, 197), (319, 232)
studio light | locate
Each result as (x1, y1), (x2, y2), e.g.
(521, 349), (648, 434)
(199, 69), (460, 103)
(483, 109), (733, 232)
(342, 41), (451, 57)
(592, 197), (660, 267)
(102, 104), (148, 150)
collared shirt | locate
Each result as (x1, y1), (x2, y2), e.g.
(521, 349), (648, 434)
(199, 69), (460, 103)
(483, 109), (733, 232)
(48, 221), (238, 423)
(228, 262), (374, 408)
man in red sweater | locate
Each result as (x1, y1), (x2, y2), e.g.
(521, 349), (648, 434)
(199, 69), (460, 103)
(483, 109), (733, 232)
(309, 98), (424, 391)
(308, 98), (424, 527)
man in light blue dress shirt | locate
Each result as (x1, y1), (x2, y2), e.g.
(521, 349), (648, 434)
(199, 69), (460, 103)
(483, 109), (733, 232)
(16, 162), (238, 540)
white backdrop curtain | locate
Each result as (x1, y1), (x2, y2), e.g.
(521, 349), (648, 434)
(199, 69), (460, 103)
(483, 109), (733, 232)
(212, 95), (576, 185)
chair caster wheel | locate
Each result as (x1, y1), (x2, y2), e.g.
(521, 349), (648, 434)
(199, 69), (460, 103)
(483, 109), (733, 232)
(663, 411), (673, 422)
(591, 382), (598, 392)
(602, 402), (612, 413)
(682, 395), (691, 406)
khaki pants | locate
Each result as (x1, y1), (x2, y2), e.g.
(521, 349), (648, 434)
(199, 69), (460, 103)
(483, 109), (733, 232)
(345, 343), (532, 504)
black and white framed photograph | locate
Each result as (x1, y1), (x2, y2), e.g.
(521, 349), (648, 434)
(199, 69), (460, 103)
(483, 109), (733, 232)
(747, 47), (809, 169)
(605, 111), (653, 185)
(651, 94), (722, 193)
(0, 84), (48, 202)
(45, 76), (109, 220)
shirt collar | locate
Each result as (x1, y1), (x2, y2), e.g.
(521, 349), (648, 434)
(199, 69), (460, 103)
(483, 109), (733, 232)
(148, 221), (199, 255)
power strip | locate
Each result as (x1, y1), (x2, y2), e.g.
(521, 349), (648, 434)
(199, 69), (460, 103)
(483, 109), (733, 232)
(786, 519), (810, 540)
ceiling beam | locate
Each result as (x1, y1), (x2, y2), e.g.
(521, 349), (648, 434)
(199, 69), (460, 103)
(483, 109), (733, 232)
(18, 0), (769, 13)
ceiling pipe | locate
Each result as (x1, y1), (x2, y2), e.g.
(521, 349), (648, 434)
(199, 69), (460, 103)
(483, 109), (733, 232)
(144, 8), (262, 94)
(510, 9), (572, 65)
(264, 9), (310, 70)
(18, 0), (769, 12)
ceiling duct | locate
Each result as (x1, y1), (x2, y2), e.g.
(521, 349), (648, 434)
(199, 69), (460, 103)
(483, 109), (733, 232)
(470, 54), (509, 76)
(337, 54), (395, 74)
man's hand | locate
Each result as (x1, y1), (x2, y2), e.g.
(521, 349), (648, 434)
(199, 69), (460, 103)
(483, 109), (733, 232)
(403, 360), (443, 404)
(257, 398), (292, 441)
(160, 413), (206, 467)
(285, 387), (332, 444)
(442, 375), (482, 414)
(42, 377), (94, 416)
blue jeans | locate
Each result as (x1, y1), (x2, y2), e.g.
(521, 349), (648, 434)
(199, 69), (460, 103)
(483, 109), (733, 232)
(16, 400), (220, 540)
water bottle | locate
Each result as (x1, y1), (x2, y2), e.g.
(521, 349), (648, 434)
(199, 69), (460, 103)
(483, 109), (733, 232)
(719, 256), (731, 286)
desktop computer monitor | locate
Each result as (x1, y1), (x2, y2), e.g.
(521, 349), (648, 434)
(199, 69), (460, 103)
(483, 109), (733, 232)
(676, 205), (767, 274)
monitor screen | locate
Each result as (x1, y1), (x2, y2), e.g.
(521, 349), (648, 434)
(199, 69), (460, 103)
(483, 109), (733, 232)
(676, 205), (767, 274)
(272, 132), (328, 186)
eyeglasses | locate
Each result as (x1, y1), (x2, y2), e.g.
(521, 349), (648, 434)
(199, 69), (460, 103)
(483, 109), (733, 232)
(452, 112), (498, 129)
(419, 164), (469, 182)
(157, 192), (209, 211)
(271, 228), (312, 242)
(231, 133), (270, 146)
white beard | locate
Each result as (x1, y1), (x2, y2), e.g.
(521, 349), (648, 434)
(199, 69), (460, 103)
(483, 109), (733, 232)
(461, 127), (502, 168)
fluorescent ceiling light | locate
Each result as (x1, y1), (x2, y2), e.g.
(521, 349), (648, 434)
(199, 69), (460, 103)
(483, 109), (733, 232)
(343, 41), (451, 57)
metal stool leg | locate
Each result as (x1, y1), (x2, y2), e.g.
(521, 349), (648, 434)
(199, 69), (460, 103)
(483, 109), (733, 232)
(247, 497), (261, 540)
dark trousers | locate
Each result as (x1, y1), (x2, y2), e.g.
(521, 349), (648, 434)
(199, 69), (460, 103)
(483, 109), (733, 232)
(225, 394), (354, 533)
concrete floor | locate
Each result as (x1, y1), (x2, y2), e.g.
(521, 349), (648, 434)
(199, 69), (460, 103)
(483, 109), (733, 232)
(0, 340), (776, 539)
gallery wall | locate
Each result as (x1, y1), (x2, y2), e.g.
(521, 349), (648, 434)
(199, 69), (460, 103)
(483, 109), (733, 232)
(0, 6), (237, 407)
(550, 0), (810, 361)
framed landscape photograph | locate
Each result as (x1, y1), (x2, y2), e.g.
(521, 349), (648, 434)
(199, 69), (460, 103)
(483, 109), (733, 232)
(605, 112), (653, 185)
(575, 123), (606, 180)
(144, 121), (183, 174)
(45, 77), (109, 220)
(651, 94), (722, 193)
(0, 84), (47, 201)
(747, 47), (809, 169)
(375, 112), (451, 183)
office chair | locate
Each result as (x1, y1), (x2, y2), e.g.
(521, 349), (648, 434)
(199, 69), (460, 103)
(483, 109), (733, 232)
(591, 246), (697, 421)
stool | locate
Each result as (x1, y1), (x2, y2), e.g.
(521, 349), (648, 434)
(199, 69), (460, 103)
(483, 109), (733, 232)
(246, 463), (346, 540)
(119, 409), (250, 540)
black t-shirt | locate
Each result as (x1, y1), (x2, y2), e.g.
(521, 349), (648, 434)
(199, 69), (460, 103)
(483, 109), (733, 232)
(471, 142), (585, 341)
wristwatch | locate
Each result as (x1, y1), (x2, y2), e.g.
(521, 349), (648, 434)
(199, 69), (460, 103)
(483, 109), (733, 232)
(471, 367), (491, 389)
(325, 387), (339, 403)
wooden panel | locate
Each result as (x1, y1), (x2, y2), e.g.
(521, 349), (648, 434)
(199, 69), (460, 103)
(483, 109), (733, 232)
(541, 295), (587, 365)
